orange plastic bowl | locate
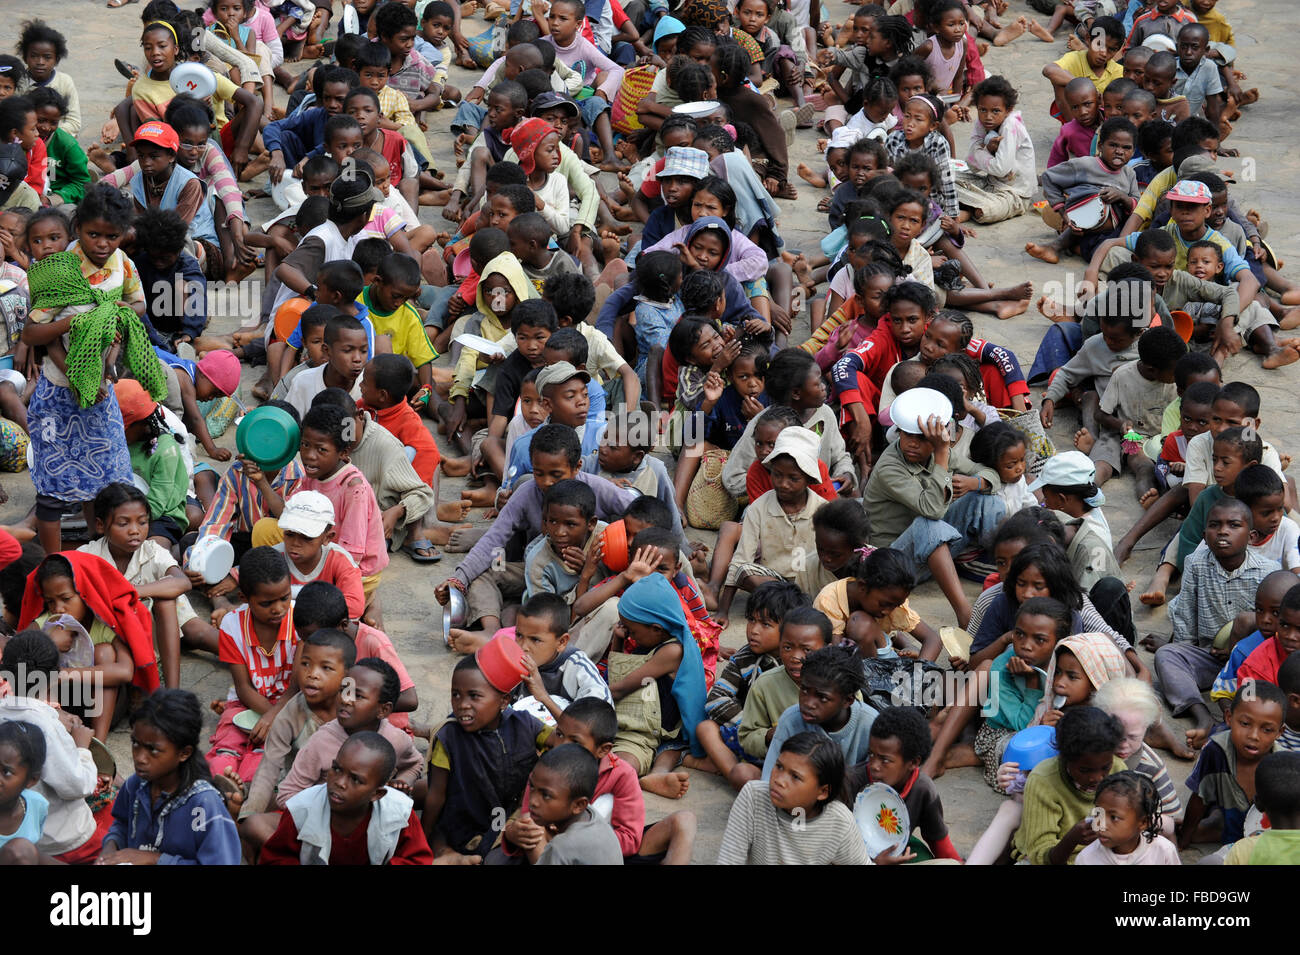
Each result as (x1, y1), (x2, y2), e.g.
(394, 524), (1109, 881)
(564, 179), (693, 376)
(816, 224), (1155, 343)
(601, 520), (629, 573)
(475, 631), (528, 693)
(1151, 309), (1194, 343)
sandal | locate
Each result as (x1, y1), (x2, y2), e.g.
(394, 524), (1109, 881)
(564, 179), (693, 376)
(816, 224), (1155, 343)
(778, 109), (797, 147)
(794, 102), (816, 129)
(106, 0), (139, 7)
(403, 538), (444, 563)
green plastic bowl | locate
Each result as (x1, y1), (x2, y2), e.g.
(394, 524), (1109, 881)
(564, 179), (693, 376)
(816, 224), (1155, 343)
(232, 709), (260, 733)
(236, 406), (300, 471)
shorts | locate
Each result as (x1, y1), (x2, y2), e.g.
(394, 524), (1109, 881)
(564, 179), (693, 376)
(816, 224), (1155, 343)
(578, 94), (610, 130)
(149, 515), (185, 547)
(719, 721), (762, 765)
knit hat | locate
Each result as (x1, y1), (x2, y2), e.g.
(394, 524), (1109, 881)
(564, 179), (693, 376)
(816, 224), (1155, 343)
(197, 349), (240, 396)
(505, 117), (558, 176)
(132, 120), (180, 153)
(763, 427), (822, 482)
(114, 379), (158, 426)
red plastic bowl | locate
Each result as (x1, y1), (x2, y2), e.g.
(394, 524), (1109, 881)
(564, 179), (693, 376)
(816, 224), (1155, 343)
(476, 631), (528, 693)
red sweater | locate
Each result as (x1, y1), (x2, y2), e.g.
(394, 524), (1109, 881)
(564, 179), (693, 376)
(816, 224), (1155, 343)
(370, 402), (441, 485)
(259, 807), (433, 865)
(511, 753), (645, 858)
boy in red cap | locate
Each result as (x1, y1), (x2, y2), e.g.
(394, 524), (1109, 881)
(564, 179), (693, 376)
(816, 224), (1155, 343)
(153, 346), (240, 462)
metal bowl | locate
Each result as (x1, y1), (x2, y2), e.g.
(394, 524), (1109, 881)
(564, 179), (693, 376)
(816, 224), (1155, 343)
(442, 586), (467, 644)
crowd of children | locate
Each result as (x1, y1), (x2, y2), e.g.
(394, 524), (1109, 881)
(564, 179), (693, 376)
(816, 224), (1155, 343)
(0, 0), (1295, 867)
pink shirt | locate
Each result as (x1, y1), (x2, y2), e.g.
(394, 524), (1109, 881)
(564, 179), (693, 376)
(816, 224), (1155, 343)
(1047, 119), (1097, 168)
(545, 34), (623, 101)
(274, 718), (421, 807)
(355, 622), (415, 733)
(298, 464), (390, 578)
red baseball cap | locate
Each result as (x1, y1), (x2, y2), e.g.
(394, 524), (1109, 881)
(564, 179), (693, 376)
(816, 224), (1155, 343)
(132, 121), (180, 153)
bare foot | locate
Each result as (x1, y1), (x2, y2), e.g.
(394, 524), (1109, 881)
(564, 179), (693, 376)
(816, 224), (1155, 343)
(1140, 632), (1170, 651)
(641, 771), (690, 799)
(697, 580), (718, 611)
(796, 162), (826, 187)
(422, 522), (473, 546)
(1139, 488), (1159, 510)
(1278, 308), (1300, 329)
(1027, 18), (1054, 41)
(440, 455), (472, 477)
(461, 486), (497, 507)
(1073, 427), (1096, 454)
(1139, 586), (1167, 607)
(1025, 242), (1060, 264)
(1185, 726), (1214, 750)
(1148, 720), (1196, 760)
(438, 500), (474, 523)
(681, 754), (719, 774)
(992, 16), (1027, 45)
(1036, 294), (1071, 321)
(1065, 32), (1085, 51)
(976, 40), (990, 56)
(446, 525), (488, 552)
(447, 629), (490, 654)
(1261, 345), (1300, 369)
(921, 757), (945, 781)
(993, 298), (1030, 319)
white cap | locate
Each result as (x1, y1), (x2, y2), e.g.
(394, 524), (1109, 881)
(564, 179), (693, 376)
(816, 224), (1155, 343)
(763, 427), (822, 482)
(278, 491), (336, 538)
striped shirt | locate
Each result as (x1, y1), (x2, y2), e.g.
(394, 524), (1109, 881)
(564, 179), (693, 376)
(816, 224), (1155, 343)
(196, 459), (305, 542)
(705, 647), (780, 726)
(218, 606), (297, 703)
(718, 781), (870, 865)
(1127, 742), (1182, 818)
(197, 140), (245, 223)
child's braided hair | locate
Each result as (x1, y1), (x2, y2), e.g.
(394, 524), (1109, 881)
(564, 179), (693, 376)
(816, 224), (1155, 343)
(1093, 770), (1162, 844)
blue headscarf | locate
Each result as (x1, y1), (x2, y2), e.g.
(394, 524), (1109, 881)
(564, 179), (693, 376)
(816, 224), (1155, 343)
(617, 574), (707, 756)
(653, 15), (686, 49)
(684, 215), (734, 264)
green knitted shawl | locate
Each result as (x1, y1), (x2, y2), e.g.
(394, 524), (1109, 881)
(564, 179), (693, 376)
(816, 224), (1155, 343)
(27, 250), (169, 409)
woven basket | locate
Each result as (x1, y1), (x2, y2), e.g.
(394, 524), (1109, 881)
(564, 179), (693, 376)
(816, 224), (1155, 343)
(999, 407), (1055, 477)
(612, 65), (657, 134)
(684, 447), (738, 530)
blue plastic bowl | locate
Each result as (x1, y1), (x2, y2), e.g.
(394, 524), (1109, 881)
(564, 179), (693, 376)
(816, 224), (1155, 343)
(1002, 725), (1057, 772)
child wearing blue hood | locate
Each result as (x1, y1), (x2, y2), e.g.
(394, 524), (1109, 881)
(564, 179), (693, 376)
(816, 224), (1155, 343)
(608, 573), (708, 800)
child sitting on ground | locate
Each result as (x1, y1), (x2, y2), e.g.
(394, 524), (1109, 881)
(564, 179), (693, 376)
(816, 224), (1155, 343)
(1224, 751), (1300, 865)
(514, 592), (612, 724)
(1014, 705), (1127, 865)
(233, 626), (353, 848)
(1180, 681), (1286, 857)
(1209, 571), (1299, 717)
(718, 731), (869, 865)
(813, 547), (940, 664)
(273, 657), (423, 807)
(81, 483), (212, 690)
(1142, 426), (1265, 604)
(688, 581), (809, 791)
(848, 706), (963, 862)
(1046, 77), (1103, 166)
(1156, 497), (1279, 748)
(582, 410), (682, 530)
(606, 573), (708, 801)
(423, 652), (549, 861)
(762, 644), (877, 779)
(508, 743), (625, 865)
(1236, 580), (1300, 688)
(206, 547), (296, 783)
(1074, 325), (1185, 496)
(1075, 769), (1181, 864)
(523, 479), (604, 603)
(955, 75), (1036, 225)
(259, 731), (433, 865)
(715, 427), (831, 626)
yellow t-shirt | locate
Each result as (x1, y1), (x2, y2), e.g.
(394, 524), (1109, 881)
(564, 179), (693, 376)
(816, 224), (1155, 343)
(361, 290), (437, 368)
(429, 724), (553, 770)
(132, 72), (239, 128)
(1196, 8), (1235, 45)
(812, 578), (922, 638)
(1053, 50), (1123, 94)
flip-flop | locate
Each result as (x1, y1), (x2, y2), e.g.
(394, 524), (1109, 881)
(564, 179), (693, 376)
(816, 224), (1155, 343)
(114, 59), (138, 79)
(794, 102), (817, 129)
(107, 0), (139, 7)
(403, 539), (444, 563)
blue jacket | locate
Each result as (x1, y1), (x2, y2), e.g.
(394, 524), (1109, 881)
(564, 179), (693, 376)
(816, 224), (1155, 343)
(106, 775), (241, 865)
(596, 273), (761, 340)
(262, 107), (329, 167)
